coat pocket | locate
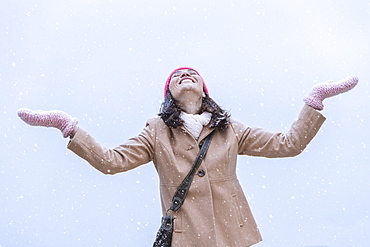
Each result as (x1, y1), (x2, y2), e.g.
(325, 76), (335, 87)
(232, 193), (244, 227)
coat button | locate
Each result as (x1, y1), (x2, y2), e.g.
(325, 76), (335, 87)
(197, 170), (206, 177)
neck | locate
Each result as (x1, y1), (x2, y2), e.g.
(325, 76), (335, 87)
(177, 93), (203, 114)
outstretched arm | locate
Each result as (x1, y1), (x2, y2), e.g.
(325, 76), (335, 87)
(235, 75), (359, 158)
(67, 125), (155, 174)
(17, 108), (155, 174)
(234, 104), (326, 158)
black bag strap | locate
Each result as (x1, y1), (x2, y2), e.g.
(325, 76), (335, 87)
(169, 130), (215, 212)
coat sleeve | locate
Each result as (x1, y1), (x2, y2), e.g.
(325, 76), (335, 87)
(231, 104), (326, 158)
(67, 118), (157, 174)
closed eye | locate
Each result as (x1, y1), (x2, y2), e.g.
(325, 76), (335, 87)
(172, 72), (181, 78)
(171, 69), (197, 79)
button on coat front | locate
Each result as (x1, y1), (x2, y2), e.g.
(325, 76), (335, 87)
(197, 170), (206, 177)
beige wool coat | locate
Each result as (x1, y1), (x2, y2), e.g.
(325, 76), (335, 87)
(67, 104), (325, 247)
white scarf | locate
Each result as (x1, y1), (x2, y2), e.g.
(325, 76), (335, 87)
(180, 111), (212, 139)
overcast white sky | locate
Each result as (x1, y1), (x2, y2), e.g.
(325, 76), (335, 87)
(1, 1), (369, 246)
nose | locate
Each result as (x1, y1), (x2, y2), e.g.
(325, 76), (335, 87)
(179, 71), (191, 77)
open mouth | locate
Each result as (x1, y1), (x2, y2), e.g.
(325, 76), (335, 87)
(179, 77), (195, 84)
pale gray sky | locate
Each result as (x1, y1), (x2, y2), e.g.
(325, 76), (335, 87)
(1, 1), (369, 246)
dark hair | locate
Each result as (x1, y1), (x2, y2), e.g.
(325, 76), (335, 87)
(158, 92), (230, 130)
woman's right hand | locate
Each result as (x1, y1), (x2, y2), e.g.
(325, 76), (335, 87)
(17, 108), (78, 138)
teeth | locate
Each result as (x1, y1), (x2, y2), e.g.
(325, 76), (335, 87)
(181, 79), (193, 83)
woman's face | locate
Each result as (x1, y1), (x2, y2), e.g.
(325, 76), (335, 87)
(168, 69), (204, 100)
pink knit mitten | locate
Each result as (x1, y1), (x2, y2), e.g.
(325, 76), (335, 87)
(17, 108), (78, 138)
(303, 75), (359, 110)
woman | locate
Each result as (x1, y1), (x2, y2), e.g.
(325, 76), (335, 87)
(18, 67), (358, 246)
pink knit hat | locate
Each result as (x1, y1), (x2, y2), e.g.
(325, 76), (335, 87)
(164, 67), (209, 98)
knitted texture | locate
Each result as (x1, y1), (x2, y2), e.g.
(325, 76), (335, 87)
(303, 75), (359, 110)
(164, 67), (209, 98)
(17, 108), (78, 138)
(180, 111), (212, 139)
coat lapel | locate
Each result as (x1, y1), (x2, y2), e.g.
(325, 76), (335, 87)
(197, 125), (216, 144)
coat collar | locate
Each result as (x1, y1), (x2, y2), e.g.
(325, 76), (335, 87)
(178, 124), (215, 144)
(197, 125), (216, 144)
